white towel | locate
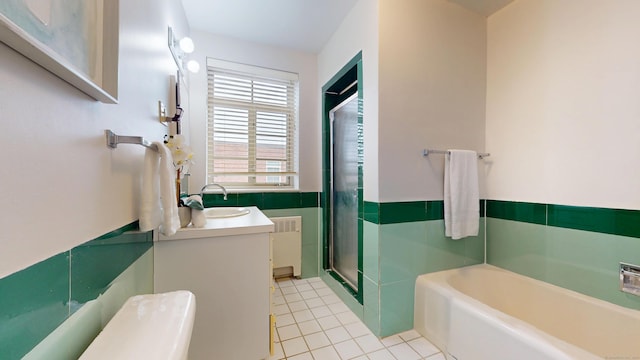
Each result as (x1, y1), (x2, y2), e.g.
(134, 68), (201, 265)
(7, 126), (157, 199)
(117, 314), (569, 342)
(139, 142), (180, 236)
(444, 149), (479, 240)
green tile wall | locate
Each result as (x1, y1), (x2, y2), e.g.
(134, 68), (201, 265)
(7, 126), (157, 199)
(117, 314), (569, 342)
(362, 279), (379, 335)
(365, 200), (486, 224)
(487, 200), (640, 311)
(0, 222), (153, 359)
(24, 250), (154, 360)
(362, 221), (380, 334)
(375, 220), (485, 336)
(364, 201), (380, 224)
(362, 221), (379, 288)
(379, 201), (429, 224)
(547, 204), (640, 238)
(0, 253), (69, 359)
(361, 200), (486, 336)
(486, 200), (546, 225)
(71, 227), (153, 304)
(379, 279), (416, 336)
(202, 191), (319, 209)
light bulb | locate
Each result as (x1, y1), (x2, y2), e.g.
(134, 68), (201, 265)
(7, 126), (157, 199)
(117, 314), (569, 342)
(186, 60), (200, 73)
(179, 37), (195, 54)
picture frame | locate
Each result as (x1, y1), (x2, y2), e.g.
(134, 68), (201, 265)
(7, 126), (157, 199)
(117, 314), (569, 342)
(0, 0), (119, 103)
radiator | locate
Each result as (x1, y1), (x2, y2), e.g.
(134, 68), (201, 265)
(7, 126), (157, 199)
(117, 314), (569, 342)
(270, 216), (302, 278)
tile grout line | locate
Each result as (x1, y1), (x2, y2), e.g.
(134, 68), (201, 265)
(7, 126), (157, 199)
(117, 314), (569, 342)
(276, 279), (357, 358)
(273, 277), (444, 360)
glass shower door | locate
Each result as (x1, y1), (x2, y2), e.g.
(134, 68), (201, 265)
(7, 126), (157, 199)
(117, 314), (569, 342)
(329, 94), (359, 290)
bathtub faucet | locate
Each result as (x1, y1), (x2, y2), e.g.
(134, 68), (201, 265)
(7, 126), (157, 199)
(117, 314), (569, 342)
(200, 183), (228, 201)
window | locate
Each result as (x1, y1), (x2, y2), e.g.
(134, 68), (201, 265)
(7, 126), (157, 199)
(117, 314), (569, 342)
(207, 59), (299, 188)
(265, 161), (283, 183)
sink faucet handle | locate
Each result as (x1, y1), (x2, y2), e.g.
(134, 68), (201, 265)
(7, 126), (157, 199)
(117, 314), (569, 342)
(200, 183), (228, 201)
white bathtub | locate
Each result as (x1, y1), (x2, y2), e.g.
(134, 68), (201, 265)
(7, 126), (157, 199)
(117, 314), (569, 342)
(414, 264), (640, 360)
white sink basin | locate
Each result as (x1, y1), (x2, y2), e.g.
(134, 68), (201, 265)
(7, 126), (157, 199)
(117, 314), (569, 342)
(204, 207), (250, 219)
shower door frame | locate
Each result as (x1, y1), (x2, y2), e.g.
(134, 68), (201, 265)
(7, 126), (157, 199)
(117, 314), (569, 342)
(321, 52), (363, 304)
(329, 92), (360, 291)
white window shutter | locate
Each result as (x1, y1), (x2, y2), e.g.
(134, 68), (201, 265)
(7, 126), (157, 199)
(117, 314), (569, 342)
(207, 58), (299, 188)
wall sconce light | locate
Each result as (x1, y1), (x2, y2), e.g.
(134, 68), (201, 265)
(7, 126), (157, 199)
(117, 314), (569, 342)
(179, 37), (194, 54)
(186, 60), (200, 73)
(168, 26), (200, 73)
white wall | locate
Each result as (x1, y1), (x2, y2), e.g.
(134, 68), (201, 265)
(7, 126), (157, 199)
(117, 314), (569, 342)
(486, 0), (640, 210)
(0, 0), (188, 278)
(187, 31), (320, 193)
(319, 0), (380, 201)
(377, 0), (487, 202)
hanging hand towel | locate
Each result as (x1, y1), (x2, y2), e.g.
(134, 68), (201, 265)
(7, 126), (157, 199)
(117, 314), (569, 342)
(139, 142), (180, 236)
(140, 146), (161, 232)
(444, 149), (479, 240)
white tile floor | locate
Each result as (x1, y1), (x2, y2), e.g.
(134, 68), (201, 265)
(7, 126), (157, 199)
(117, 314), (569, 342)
(271, 277), (446, 360)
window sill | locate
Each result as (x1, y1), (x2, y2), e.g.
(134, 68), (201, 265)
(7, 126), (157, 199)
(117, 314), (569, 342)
(221, 187), (300, 194)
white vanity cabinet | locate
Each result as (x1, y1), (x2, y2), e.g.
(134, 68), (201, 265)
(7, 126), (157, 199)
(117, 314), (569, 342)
(154, 207), (274, 360)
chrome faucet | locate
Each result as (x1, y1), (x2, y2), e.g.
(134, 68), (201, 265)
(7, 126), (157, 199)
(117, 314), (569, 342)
(200, 183), (228, 201)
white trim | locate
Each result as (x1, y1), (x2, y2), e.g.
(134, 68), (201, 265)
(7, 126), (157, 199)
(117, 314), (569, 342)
(207, 57), (298, 81)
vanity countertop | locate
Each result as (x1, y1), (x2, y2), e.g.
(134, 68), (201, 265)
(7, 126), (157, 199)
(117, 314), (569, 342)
(157, 206), (274, 241)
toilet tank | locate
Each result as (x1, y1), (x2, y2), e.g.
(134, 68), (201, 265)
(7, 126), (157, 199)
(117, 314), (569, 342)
(79, 291), (196, 360)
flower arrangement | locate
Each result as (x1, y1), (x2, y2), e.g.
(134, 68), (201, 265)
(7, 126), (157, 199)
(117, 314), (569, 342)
(165, 134), (194, 205)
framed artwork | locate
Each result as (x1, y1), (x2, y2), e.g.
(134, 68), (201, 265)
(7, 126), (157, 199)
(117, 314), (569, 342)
(0, 0), (119, 103)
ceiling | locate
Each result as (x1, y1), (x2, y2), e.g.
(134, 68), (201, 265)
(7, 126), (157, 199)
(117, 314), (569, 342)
(180, 0), (514, 53)
(446, 0), (515, 16)
(180, 0), (359, 53)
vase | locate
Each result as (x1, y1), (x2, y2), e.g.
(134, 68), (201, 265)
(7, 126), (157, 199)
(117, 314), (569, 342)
(178, 207), (191, 227)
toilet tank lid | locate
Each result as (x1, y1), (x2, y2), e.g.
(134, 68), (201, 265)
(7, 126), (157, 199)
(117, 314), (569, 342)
(79, 290), (196, 360)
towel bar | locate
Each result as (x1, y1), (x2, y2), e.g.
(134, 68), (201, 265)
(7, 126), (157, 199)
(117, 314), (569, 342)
(105, 130), (158, 152)
(423, 149), (490, 159)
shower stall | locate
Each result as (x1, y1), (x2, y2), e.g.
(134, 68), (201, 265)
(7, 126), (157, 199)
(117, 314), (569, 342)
(329, 94), (360, 290)
(322, 52), (363, 301)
